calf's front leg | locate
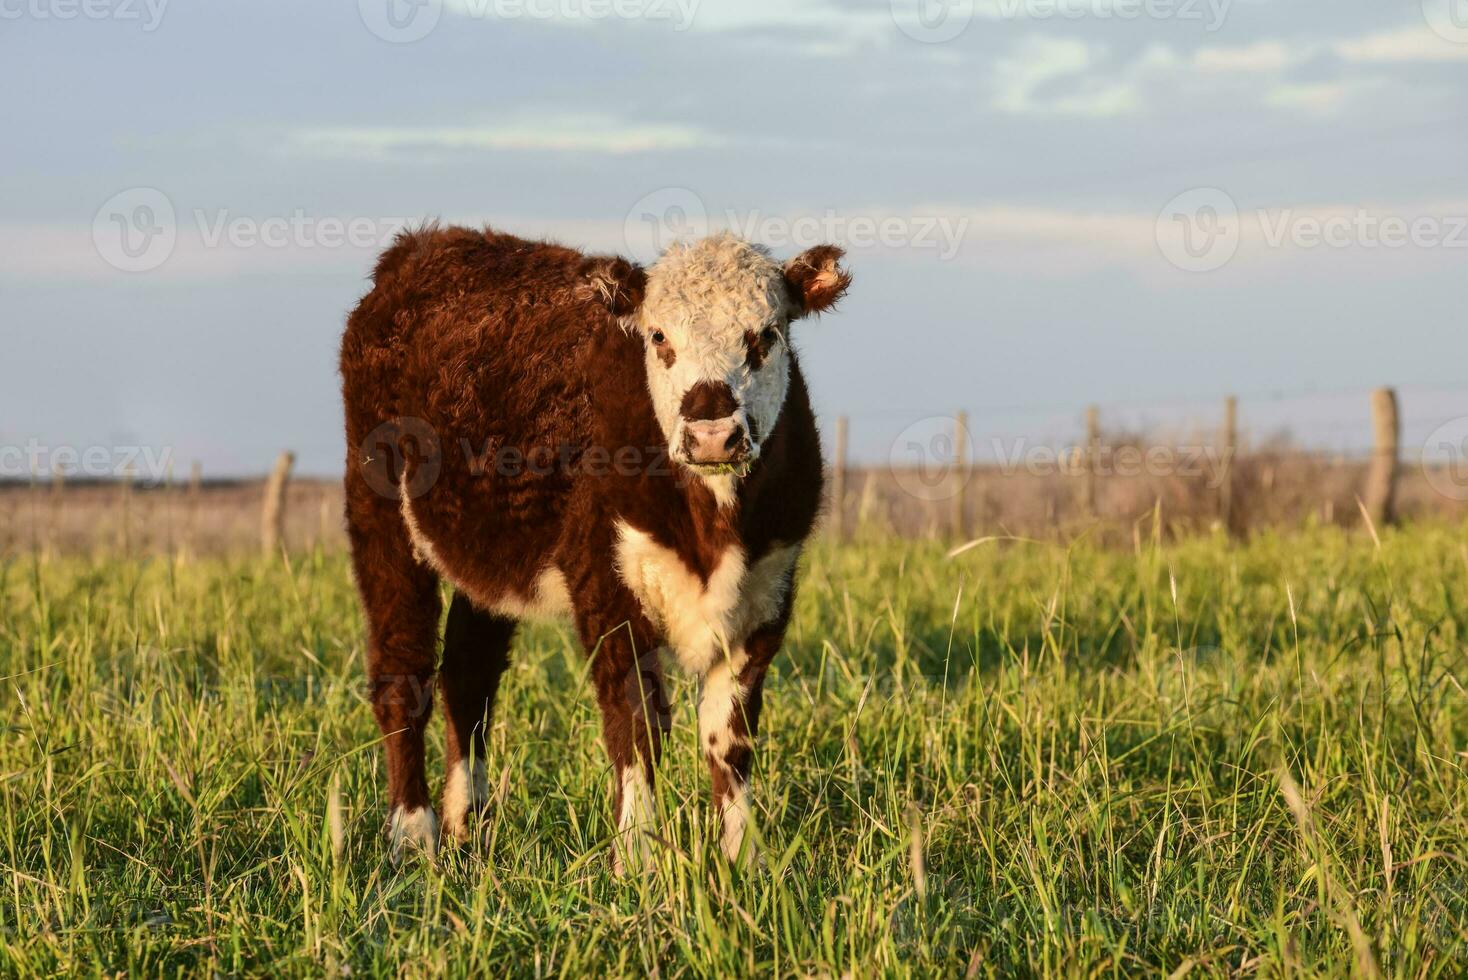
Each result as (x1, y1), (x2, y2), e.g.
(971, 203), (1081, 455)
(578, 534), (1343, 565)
(700, 618), (785, 865)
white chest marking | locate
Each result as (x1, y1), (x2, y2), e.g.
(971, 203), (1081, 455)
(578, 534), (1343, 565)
(614, 520), (799, 676)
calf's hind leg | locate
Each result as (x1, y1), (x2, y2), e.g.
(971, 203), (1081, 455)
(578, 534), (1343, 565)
(439, 592), (515, 842)
(577, 604), (669, 876)
(347, 502), (443, 859)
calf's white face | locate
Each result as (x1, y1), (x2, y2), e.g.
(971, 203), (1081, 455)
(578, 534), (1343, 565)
(631, 234), (851, 479)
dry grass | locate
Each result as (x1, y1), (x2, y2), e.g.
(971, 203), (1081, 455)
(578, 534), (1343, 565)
(2, 447), (1463, 559)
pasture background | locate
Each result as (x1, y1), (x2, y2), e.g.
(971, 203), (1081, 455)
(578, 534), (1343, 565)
(0, 523), (1463, 975)
(4, 455), (1467, 558)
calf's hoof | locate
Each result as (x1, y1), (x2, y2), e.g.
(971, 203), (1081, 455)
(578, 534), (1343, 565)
(612, 830), (658, 878)
(387, 805), (439, 862)
(440, 760), (490, 844)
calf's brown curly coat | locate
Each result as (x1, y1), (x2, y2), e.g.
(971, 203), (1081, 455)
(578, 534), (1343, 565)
(340, 225), (850, 868)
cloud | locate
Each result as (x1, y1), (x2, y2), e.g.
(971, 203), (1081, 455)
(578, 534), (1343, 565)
(290, 115), (723, 157)
(1334, 25), (1468, 63)
(992, 37), (1141, 117)
(1264, 80), (1387, 115)
(1194, 40), (1303, 74)
(1193, 23), (1468, 75)
(1014, 19), (1464, 121)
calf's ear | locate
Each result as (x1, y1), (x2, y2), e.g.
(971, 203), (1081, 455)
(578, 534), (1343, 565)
(580, 256), (647, 317)
(784, 245), (851, 319)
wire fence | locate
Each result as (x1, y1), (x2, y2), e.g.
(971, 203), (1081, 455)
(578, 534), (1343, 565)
(3, 384), (1467, 556)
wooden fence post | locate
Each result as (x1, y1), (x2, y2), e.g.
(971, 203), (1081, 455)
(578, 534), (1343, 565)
(830, 416), (848, 541)
(184, 460), (202, 561)
(27, 462), (41, 559)
(318, 493), (335, 552)
(951, 411), (968, 538)
(118, 463), (134, 555)
(163, 459), (176, 558)
(856, 471), (879, 531)
(1084, 405), (1101, 518)
(1364, 388), (1399, 528)
(48, 462), (65, 559)
(1219, 395), (1238, 533)
(261, 451), (295, 558)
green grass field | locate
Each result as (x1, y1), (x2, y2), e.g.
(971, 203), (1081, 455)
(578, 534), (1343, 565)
(0, 523), (1463, 976)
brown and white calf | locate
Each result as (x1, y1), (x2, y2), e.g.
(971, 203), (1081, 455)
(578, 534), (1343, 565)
(340, 226), (850, 868)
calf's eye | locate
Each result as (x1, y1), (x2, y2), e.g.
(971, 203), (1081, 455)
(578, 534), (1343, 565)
(650, 330), (667, 345)
(760, 327), (780, 346)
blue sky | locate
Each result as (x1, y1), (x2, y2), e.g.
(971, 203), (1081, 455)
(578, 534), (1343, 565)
(3, 0), (1467, 475)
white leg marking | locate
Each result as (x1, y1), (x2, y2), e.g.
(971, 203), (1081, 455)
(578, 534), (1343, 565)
(720, 785), (753, 864)
(441, 758), (489, 841)
(387, 805), (438, 861)
(699, 659), (757, 864)
(699, 658), (746, 759)
(612, 766), (658, 877)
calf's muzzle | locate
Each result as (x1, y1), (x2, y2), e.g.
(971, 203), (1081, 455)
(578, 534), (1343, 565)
(679, 381), (750, 466)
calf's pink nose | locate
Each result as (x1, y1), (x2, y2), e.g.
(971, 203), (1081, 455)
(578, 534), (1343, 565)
(683, 418), (744, 464)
